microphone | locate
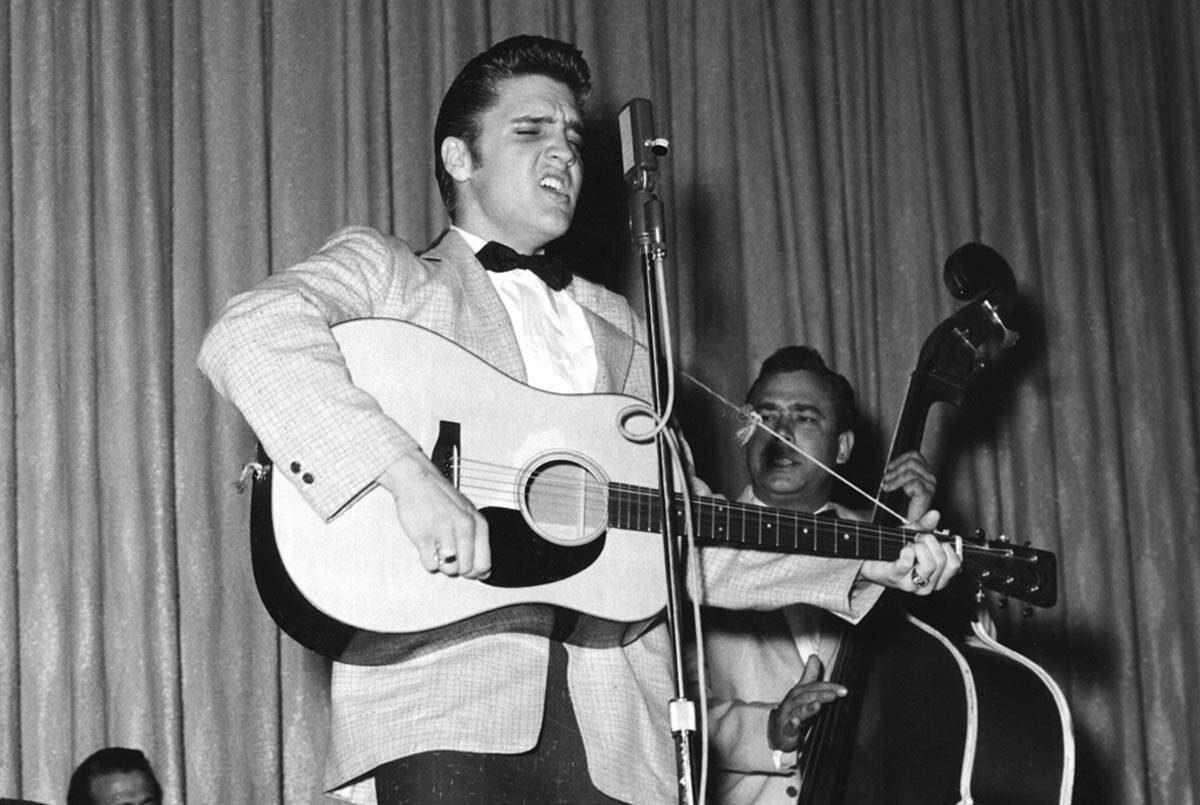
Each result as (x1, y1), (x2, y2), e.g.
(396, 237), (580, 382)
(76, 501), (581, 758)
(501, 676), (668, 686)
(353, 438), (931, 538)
(619, 99), (670, 252)
(618, 98), (670, 190)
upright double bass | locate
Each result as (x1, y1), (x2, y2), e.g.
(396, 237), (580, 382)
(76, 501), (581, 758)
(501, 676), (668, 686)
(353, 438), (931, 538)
(798, 244), (1075, 804)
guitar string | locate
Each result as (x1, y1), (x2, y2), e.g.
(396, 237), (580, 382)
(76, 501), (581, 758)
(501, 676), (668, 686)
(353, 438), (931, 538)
(434, 369), (907, 526)
(449, 464), (923, 546)
(444, 460), (1022, 562)
(438, 379), (908, 526)
(449, 462), (880, 531)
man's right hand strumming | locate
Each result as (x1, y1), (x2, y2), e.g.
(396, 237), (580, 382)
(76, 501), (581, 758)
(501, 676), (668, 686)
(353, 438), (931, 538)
(376, 451), (492, 579)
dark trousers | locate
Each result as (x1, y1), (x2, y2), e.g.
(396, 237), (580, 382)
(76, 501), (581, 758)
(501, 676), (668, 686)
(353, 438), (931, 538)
(374, 640), (627, 804)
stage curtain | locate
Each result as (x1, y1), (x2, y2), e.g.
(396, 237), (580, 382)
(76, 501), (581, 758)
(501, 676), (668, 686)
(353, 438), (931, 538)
(2, 1), (1196, 802)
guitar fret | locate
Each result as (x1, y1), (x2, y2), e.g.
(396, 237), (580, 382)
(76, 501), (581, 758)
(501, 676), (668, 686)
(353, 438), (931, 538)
(610, 484), (913, 572)
(602, 482), (1052, 605)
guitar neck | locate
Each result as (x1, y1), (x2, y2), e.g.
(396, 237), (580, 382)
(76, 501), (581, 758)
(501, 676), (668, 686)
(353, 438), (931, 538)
(607, 482), (1058, 608)
(608, 483), (905, 562)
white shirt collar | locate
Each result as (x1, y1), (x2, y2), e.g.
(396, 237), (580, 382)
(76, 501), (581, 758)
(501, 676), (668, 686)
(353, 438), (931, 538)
(451, 225), (488, 253)
(451, 225), (548, 257)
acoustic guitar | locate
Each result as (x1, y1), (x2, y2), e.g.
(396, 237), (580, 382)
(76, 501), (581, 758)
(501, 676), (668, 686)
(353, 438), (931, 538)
(248, 318), (1055, 666)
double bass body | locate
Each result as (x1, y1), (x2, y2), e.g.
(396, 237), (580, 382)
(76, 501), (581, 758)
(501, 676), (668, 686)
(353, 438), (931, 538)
(831, 596), (1075, 804)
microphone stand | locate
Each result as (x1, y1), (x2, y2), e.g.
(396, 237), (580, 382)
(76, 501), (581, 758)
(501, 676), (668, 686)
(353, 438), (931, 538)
(619, 99), (698, 805)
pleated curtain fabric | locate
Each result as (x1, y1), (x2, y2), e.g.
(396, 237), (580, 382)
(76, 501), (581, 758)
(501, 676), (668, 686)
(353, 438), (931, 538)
(1, 1), (1198, 802)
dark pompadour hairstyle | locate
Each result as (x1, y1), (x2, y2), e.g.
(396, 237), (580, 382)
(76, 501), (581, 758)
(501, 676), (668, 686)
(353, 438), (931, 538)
(746, 345), (858, 434)
(433, 34), (592, 218)
(67, 746), (162, 805)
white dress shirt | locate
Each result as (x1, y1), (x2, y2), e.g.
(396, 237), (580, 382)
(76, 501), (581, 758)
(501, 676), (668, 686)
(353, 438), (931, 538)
(453, 226), (597, 393)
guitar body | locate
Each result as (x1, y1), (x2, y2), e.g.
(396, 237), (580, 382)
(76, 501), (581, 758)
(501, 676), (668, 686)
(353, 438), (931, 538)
(250, 319), (666, 665)
(816, 598), (1075, 804)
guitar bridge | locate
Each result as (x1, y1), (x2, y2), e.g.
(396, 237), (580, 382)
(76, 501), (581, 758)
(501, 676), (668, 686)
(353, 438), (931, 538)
(431, 421), (461, 488)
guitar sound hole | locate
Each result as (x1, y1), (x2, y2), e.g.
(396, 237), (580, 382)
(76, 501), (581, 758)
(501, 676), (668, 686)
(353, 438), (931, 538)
(521, 457), (609, 546)
(479, 455), (609, 589)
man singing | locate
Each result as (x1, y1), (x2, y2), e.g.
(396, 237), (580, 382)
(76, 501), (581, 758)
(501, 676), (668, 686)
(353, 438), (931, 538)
(199, 35), (959, 804)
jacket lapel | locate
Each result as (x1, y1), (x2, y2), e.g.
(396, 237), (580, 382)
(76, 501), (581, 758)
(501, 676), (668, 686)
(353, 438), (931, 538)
(421, 230), (527, 383)
(579, 307), (632, 394)
(567, 283), (634, 395)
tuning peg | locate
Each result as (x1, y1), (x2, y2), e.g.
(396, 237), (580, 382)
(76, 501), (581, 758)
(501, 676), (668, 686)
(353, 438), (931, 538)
(971, 528), (986, 543)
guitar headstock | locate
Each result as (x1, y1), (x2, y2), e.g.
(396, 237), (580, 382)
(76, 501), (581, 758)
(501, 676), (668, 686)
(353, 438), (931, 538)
(959, 535), (1058, 608)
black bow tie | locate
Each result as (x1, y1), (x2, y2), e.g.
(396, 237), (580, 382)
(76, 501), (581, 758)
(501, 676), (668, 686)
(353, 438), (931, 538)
(476, 241), (571, 291)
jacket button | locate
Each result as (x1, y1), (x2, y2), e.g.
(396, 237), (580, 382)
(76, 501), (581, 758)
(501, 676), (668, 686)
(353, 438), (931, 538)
(290, 461), (302, 473)
(786, 786), (798, 797)
(302, 472), (314, 484)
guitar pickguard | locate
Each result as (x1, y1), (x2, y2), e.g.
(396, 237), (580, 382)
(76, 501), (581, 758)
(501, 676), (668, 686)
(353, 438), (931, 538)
(479, 508), (605, 587)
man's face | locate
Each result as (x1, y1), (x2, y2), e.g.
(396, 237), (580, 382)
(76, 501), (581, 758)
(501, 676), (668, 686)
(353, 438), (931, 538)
(744, 369), (853, 510)
(88, 770), (160, 805)
(444, 74), (583, 254)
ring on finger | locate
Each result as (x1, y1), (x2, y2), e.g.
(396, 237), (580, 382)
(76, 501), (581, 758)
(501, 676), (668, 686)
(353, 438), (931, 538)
(911, 567), (930, 587)
(434, 546), (458, 566)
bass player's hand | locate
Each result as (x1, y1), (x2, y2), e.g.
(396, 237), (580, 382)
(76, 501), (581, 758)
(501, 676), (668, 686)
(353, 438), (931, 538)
(879, 450), (938, 523)
(377, 451), (491, 579)
(768, 655), (846, 753)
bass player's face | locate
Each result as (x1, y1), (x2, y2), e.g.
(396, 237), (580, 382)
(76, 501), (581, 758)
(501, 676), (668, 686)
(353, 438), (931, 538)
(745, 370), (853, 512)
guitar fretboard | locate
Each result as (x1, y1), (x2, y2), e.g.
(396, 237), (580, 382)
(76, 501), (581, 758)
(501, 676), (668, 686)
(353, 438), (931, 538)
(607, 483), (898, 562)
